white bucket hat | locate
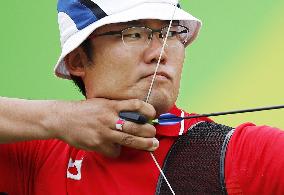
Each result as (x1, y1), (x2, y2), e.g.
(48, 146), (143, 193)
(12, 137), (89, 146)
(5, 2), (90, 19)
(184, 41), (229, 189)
(54, 0), (202, 79)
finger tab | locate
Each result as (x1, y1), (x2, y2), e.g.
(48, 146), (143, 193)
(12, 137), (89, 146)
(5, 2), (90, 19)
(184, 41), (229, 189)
(119, 111), (148, 124)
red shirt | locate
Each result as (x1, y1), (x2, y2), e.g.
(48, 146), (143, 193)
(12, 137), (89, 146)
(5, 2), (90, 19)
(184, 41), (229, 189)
(225, 123), (284, 194)
(0, 106), (284, 195)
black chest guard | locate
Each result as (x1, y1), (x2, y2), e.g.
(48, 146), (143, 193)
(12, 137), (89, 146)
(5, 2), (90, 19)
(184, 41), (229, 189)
(156, 122), (235, 195)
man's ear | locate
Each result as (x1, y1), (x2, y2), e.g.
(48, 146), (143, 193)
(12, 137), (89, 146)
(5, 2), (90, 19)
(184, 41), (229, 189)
(64, 47), (91, 77)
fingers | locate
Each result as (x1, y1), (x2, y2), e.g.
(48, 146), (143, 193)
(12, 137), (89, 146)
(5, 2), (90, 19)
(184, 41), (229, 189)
(61, 98), (159, 157)
(113, 119), (156, 138)
(114, 99), (156, 120)
(106, 129), (159, 152)
(110, 99), (158, 152)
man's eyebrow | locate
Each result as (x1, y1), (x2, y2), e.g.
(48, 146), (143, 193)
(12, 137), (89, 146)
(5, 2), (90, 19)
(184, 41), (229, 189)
(115, 20), (180, 28)
(120, 20), (143, 26)
(128, 20), (180, 26)
(172, 20), (180, 24)
(107, 21), (141, 30)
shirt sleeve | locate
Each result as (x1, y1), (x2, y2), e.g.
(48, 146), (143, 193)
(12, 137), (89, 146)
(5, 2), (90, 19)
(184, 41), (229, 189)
(225, 123), (284, 195)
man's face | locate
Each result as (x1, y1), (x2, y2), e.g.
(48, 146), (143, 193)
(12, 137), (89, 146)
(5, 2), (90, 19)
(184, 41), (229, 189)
(84, 19), (185, 115)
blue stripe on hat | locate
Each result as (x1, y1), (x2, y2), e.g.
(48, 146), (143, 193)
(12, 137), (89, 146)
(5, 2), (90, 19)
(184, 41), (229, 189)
(57, 0), (107, 30)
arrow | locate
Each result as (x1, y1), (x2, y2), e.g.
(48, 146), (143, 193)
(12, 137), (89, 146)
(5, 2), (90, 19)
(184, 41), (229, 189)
(120, 105), (284, 126)
(154, 104), (284, 125)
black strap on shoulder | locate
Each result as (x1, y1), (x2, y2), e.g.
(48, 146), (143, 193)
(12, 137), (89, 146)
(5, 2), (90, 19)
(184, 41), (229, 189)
(156, 122), (234, 195)
(220, 128), (235, 193)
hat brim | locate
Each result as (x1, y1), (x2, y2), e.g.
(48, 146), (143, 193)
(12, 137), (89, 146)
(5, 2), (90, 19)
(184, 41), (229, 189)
(54, 2), (201, 79)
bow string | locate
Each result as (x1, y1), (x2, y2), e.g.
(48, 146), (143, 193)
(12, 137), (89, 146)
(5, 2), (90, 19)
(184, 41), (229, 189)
(144, 1), (180, 194)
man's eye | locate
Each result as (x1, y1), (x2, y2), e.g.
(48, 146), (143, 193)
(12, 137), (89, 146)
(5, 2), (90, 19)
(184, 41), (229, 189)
(168, 31), (178, 38)
(124, 33), (142, 39)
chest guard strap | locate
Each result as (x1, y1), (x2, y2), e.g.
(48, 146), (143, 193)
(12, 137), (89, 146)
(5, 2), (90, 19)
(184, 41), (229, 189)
(156, 122), (235, 195)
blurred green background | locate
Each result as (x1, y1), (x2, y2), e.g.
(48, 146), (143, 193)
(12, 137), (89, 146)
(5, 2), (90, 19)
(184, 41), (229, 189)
(0, 1), (283, 128)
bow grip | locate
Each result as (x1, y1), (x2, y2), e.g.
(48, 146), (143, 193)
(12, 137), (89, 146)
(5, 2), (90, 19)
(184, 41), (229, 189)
(119, 111), (148, 124)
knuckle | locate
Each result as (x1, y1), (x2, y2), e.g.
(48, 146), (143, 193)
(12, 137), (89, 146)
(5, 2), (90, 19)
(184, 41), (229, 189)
(85, 137), (103, 149)
(147, 125), (156, 137)
(95, 114), (106, 125)
(121, 135), (135, 146)
(111, 100), (120, 111)
(149, 106), (156, 119)
(140, 138), (154, 150)
(131, 99), (143, 110)
(140, 124), (156, 137)
(127, 122), (139, 135)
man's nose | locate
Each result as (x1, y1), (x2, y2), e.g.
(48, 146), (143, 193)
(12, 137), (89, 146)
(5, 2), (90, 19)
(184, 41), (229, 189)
(143, 34), (168, 65)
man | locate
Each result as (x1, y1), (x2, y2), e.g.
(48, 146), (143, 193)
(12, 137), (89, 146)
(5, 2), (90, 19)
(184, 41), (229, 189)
(1, 0), (284, 194)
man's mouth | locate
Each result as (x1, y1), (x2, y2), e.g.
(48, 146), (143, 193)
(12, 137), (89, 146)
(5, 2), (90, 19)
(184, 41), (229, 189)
(142, 71), (171, 81)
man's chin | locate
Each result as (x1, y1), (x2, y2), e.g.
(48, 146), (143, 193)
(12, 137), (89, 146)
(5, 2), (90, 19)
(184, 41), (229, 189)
(148, 94), (175, 117)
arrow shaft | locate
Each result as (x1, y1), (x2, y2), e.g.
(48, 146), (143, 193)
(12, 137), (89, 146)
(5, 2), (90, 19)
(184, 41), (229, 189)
(158, 105), (284, 122)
